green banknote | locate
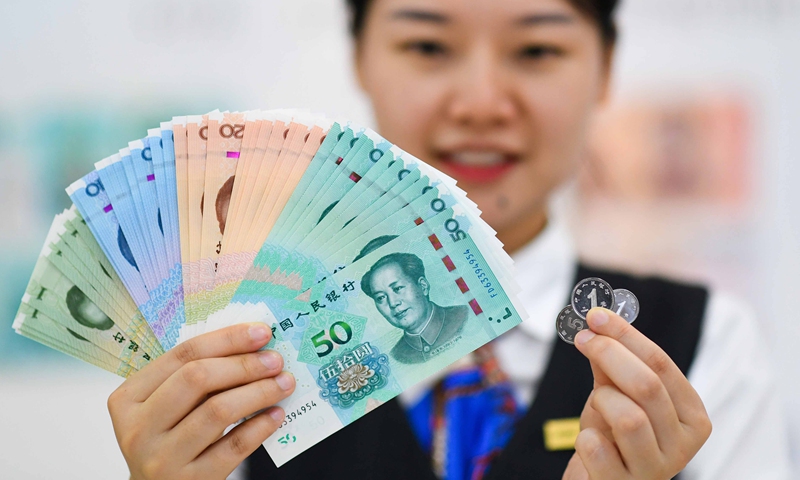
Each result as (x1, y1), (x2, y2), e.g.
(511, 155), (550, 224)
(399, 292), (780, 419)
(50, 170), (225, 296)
(14, 303), (137, 377)
(315, 176), (453, 266)
(279, 130), (390, 247)
(21, 256), (153, 371)
(57, 209), (162, 356)
(268, 124), (358, 245)
(293, 147), (406, 252)
(230, 205), (525, 466)
(312, 170), (426, 260)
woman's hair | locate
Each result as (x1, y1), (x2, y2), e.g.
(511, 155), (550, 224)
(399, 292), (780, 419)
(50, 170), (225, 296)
(345, 0), (619, 46)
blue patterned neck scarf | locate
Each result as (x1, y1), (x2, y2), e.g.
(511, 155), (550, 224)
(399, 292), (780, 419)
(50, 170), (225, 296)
(406, 343), (523, 480)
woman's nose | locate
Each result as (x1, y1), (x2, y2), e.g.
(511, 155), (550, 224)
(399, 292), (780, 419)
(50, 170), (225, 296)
(446, 46), (517, 129)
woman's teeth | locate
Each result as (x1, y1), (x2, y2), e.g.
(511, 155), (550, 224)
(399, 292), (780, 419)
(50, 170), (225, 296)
(449, 151), (507, 166)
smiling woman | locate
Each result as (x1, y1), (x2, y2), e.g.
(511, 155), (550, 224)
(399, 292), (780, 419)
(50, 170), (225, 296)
(243, 0), (790, 479)
(93, 0), (789, 479)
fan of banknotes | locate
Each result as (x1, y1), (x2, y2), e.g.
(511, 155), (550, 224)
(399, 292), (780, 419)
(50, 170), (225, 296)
(12, 109), (526, 465)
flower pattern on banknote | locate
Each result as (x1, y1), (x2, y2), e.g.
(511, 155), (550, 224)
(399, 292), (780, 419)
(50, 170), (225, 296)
(337, 364), (375, 394)
(318, 343), (390, 409)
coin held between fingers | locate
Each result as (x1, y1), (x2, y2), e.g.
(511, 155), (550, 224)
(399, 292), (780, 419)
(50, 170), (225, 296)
(556, 305), (588, 345)
(612, 289), (640, 324)
(571, 277), (615, 319)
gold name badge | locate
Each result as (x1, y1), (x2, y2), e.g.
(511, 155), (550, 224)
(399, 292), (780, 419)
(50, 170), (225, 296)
(543, 417), (581, 451)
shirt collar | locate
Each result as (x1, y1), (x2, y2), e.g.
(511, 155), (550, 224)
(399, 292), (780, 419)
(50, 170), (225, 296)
(510, 213), (577, 342)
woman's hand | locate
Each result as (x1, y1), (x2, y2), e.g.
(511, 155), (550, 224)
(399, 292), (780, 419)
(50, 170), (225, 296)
(563, 308), (712, 480)
(108, 323), (296, 480)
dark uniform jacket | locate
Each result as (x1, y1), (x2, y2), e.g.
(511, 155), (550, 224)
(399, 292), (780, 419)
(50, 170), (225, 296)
(247, 264), (707, 480)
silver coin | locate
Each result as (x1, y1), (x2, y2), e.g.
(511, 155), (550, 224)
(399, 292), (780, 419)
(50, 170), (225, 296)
(613, 288), (640, 324)
(571, 277), (615, 319)
(556, 305), (588, 345)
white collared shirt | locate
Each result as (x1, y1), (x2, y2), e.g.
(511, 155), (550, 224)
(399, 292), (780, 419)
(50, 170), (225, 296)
(400, 216), (793, 480)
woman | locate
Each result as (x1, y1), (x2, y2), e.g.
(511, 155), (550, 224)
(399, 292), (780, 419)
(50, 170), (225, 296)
(107, 0), (790, 479)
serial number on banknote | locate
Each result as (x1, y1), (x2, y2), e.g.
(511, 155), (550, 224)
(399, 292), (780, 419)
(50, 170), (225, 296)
(463, 249), (497, 298)
(279, 400), (319, 428)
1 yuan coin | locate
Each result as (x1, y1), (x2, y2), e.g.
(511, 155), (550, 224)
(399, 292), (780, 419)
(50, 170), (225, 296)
(613, 288), (640, 324)
(571, 277), (615, 319)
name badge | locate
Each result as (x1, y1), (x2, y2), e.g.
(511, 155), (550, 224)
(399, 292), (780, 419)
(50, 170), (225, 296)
(543, 417), (581, 451)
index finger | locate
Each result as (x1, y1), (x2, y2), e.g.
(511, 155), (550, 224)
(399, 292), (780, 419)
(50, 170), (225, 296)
(578, 308), (706, 424)
(118, 323), (273, 402)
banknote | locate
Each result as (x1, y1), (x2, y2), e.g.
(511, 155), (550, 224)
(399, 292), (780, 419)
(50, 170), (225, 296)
(94, 154), (185, 348)
(201, 114), (331, 332)
(227, 205), (524, 466)
(21, 255), (152, 371)
(221, 110), (277, 255)
(124, 141), (170, 283)
(220, 111), (265, 251)
(14, 303), (137, 377)
(172, 116), (191, 300)
(251, 114), (330, 240)
(198, 112), (245, 285)
(254, 142), (477, 294)
(293, 148), (411, 251)
(279, 130), (392, 248)
(126, 139), (189, 337)
(44, 223), (144, 346)
(228, 112), (291, 253)
(267, 122), (357, 246)
(67, 174), (152, 318)
(147, 125), (188, 344)
(17, 108), (528, 470)
(67, 172), (181, 349)
(182, 114), (209, 330)
(94, 153), (159, 291)
(184, 111), (269, 340)
(56, 209), (163, 356)
(148, 124), (181, 269)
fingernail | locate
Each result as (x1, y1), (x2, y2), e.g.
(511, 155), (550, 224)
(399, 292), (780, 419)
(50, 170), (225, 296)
(249, 323), (270, 342)
(259, 351), (282, 370)
(269, 408), (285, 422)
(576, 329), (596, 345)
(588, 309), (609, 327)
(275, 372), (295, 391)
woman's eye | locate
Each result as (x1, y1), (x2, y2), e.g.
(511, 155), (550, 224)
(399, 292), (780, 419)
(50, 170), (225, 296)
(519, 45), (561, 60)
(403, 40), (448, 57)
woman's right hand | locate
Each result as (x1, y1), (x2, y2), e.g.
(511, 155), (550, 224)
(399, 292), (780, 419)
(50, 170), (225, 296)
(108, 323), (296, 480)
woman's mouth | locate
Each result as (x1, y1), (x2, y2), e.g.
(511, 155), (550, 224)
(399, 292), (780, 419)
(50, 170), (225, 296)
(436, 151), (519, 185)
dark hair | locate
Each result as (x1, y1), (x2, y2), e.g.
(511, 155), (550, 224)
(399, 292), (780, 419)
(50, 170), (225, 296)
(346, 0), (619, 46)
(361, 252), (427, 298)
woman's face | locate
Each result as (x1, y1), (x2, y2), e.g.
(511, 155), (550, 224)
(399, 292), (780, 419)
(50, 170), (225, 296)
(355, 0), (611, 251)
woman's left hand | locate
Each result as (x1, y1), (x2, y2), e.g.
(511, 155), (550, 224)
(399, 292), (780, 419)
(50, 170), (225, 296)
(562, 308), (712, 480)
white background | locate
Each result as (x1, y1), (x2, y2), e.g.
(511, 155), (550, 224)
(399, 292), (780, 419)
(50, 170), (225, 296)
(0, 0), (798, 478)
